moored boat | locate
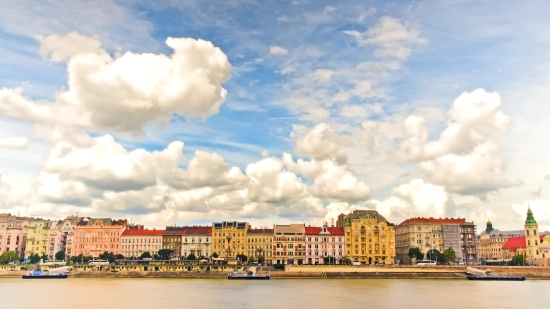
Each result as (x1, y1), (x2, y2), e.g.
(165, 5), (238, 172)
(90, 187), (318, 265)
(228, 267), (270, 280)
(22, 269), (68, 279)
(465, 267), (525, 281)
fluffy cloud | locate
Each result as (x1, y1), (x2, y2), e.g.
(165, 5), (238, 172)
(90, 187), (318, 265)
(0, 33), (232, 133)
(344, 16), (425, 60)
(398, 89), (519, 196)
(270, 46), (289, 55)
(372, 179), (451, 223)
(36, 31), (102, 62)
(294, 123), (352, 163)
(0, 136), (28, 149)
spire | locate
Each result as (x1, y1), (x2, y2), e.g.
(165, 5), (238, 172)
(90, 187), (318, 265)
(525, 205), (538, 227)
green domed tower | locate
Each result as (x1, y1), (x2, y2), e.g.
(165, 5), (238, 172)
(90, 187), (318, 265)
(485, 219), (494, 234)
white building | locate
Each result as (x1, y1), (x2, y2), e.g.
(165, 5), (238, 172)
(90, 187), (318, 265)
(305, 223), (344, 264)
(50, 216), (81, 258)
(121, 229), (164, 258)
(181, 226), (212, 258)
(0, 213), (32, 258)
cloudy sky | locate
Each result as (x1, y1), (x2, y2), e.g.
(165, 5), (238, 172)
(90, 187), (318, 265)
(1, 0), (550, 231)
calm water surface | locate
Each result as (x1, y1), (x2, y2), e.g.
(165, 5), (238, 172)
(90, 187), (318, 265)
(1, 278), (549, 308)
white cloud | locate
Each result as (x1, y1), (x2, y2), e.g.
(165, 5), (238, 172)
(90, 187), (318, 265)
(313, 69), (334, 83)
(277, 16), (290, 23)
(0, 33), (232, 133)
(344, 16), (425, 60)
(0, 136), (28, 149)
(324, 6), (337, 14)
(36, 31), (102, 62)
(372, 179), (450, 224)
(512, 200), (550, 231)
(294, 123), (352, 163)
(269, 46), (289, 55)
(397, 89), (519, 196)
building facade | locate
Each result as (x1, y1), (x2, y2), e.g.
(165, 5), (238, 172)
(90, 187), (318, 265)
(50, 216), (81, 259)
(212, 221), (249, 258)
(246, 228), (273, 264)
(305, 223), (344, 264)
(340, 210), (395, 265)
(396, 217), (476, 264)
(0, 213), (31, 258)
(273, 223), (306, 265)
(163, 227), (184, 258)
(121, 229), (164, 258)
(25, 219), (55, 259)
(478, 220), (524, 262)
(181, 226), (212, 258)
(73, 218), (127, 257)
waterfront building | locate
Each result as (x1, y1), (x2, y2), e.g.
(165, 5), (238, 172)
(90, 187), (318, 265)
(340, 210), (395, 265)
(0, 213), (32, 258)
(305, 223), (344, 264)
(121, 228), (164, 258)
(502, 207), (544, 263)
(73, 218), (127, 257)
(396, 217), (476, 264)
(212, 221), (249, 259)
(50, 216), (81, 258)
(181, 225), (212, 258)
(478, 220), (525, 262)
(163, 227), (185, 258)
(25, 219), (55, 259)
(246, 228), (273, 264)
(273, 223), (306, 265)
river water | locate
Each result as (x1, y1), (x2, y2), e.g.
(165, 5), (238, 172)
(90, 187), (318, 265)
(1, 278), (549, 308)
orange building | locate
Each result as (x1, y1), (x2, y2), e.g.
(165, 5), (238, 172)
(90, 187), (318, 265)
(73, 218), (127, 257)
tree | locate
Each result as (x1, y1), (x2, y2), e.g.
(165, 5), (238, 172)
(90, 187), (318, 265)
(140, 252), (152, 259)
(186, 253), (197, 260)
(0, 251), (19, 264)
(248, 256), (256, 264)
(55, 251), (66, 261)
(211, 252), (219, 258)
(340, 256), (352, 265)
(236, 254), (247, 263)
(257, 256), (265, 264)
(509, 254), (527, 266)
(115, 254), (125, 261)
(158, 249), (173, 260)
(28, 253), (41, 264)
(443, 247), (457, 263)
(426, 249), (445, 263)
(40, 253), (48, 261)
(99, 251), (117, 263)
(408, 247), (424, 261)
(324, 256), (336, 264)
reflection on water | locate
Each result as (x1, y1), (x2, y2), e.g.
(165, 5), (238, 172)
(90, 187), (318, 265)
(1, 278), (549, 309)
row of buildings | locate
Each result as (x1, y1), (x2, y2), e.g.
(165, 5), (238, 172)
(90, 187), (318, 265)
(1, 207), (547, 265)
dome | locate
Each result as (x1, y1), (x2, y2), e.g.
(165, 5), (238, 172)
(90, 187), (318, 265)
(525, 206), (538, 227)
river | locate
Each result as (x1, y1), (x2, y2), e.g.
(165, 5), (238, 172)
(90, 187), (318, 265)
(1, 278), (549, 308)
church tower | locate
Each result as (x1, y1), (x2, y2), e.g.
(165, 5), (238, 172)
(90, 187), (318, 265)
(524, 205), (540, 262)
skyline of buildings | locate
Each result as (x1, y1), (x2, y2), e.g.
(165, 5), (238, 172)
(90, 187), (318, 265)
(2, 207), (550, 266)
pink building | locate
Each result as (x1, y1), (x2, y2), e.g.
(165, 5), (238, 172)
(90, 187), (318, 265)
(73, 218), (127, 257)
(305, 223), (344, 264)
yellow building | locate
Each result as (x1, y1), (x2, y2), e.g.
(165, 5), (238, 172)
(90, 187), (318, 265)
(212, 221), (249, 258)
(478, 220), (524, 262)
(25, 220), (55, 259)
(246, 228), (273, 264)
(339, 210), (395, 265)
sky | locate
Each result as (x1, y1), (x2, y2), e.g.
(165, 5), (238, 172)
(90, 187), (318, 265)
(1, 0), (550, 231)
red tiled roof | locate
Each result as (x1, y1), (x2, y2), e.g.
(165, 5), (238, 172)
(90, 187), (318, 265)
(398, 217), (466, 226)
(122, 229), (165, 236)
(502, 236), (544, 252)
(248, 228), (273, 234)
(182, 226), (212, 235)
(305, 226), (344, 235)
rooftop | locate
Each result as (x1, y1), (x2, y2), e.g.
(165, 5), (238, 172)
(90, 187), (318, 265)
(398, 217), (467, 226)
(122, 229), (165, 236)
(305, 226), (344, 235)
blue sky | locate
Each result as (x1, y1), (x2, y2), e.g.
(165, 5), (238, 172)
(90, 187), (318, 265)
(1, 0), (550, 230)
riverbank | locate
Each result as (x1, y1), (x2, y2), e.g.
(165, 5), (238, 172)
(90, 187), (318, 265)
(2, 265), (550, 279)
